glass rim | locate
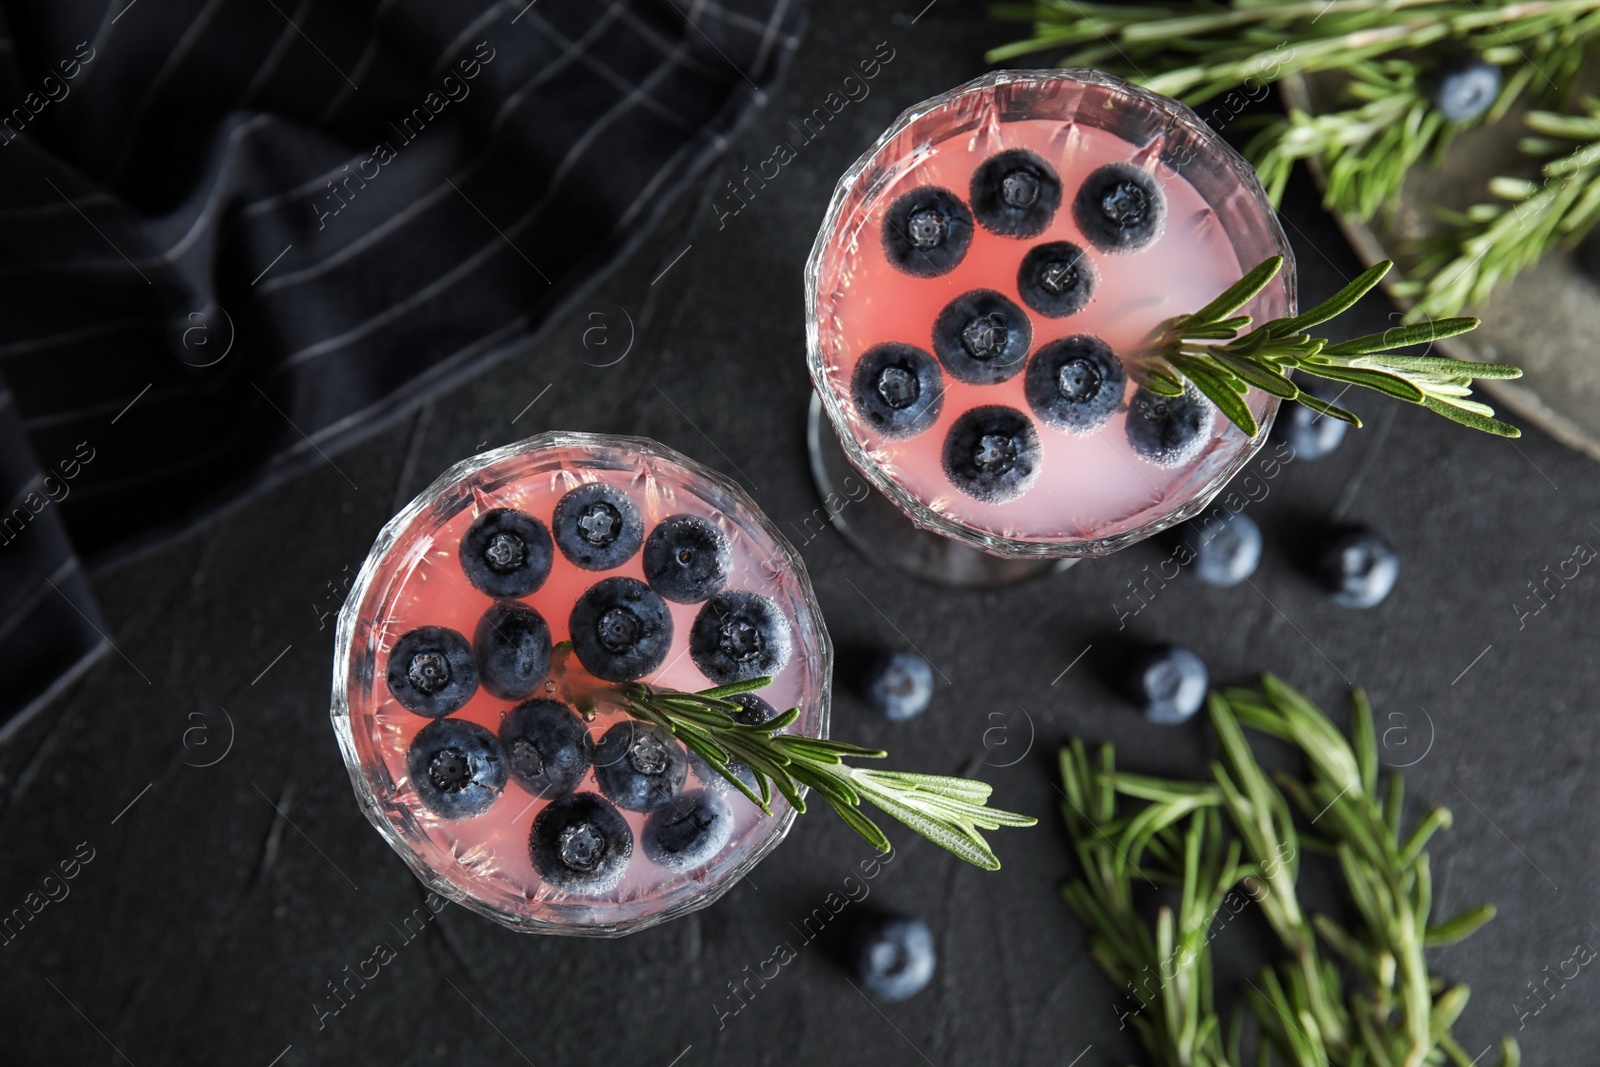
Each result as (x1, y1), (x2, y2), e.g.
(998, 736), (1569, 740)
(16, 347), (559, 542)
(804, 67), (1298, 560)
(330, 430), (834, 936)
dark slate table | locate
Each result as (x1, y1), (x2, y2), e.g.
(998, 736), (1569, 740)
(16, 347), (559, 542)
(4, 1), (1596, 1064)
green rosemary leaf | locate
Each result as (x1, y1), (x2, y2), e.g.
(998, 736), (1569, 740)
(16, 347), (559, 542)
(1297, 363), (1425, 402)
(1319, 317), (1481, 356)
(1192, 255), (1283, 323)
(1420, 395), (1523, 437)
(1173, 357), (1260, 436)
(1291, 389), (1364, 427)
(1211, 351), (1302, 398)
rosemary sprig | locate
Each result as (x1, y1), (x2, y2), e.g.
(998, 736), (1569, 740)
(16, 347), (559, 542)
(1059, 677), (1519, 1067)
(613, 676), (1037, 870)
(1393, 98), (1600, 320)
(1137, 255), (1524, 438)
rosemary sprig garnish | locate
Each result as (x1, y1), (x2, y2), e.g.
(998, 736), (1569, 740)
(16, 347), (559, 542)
(1060, 677), (1518, 1067)
(1137, 255), (1524, 438)
(609, 676), (1036, 870)
(1394, 98), (1600, 320)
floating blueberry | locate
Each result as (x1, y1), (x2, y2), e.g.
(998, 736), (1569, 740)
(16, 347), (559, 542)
(1017, 240), (1096, 318)
(406, 718), (506, 819)
(1024, 335), (1125, 434)
(931, 290), (1032, 384)
(690, 591), (793, 685)
(970, 149), (1062, 238)
(1178, 509), (1262, 587)
(882, 186), (973, 277)
(643, 514), (731, 604)
(569, 577), (673, 682)
(593, 720), (688, 812)
(499, 698), (593, 798)
(850, 914), (936, 1002)
(850, 343), (944, 438)
(1315, 526), (1399, 608)
(642, 790), (735, 871)
(942, 405), (1040, 502)
(459, 508), (553, 598)
(1127, 645), (1208, 725)
(863, 650), (935, 722)
(473, 602), (552, 701)
(1125, 385), (1215, 468)
(1073, 163), (1165, 253)
(387, 626), (479, 717)
(552, 483), (644, 571)
(1431, 54), (1501, 122)
(530, 792), (633, 893)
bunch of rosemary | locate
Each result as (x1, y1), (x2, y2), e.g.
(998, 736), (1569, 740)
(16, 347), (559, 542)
(1060, 677), (1517, 1067)
(988, 0), (1600, 318)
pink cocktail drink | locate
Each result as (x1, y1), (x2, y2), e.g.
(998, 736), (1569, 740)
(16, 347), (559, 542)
(332, 433), (830, 935)
(807, 70), (1295, 558)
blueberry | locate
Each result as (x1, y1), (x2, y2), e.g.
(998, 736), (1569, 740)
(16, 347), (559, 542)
(387, 626), (479, 717)
(1024, 335), (1125, 434)
(687, 692), (778, 791)
(850, 343), (944, 438)
(593, 720), (688, 812)
(499, 699), (593, 798)
(1272, 382), (1349, 461)
(1017, 241), (1097, 318)
(1431, 54), (1501, 122)
(942, 405), (1040, 503)
(569, 577), (673, 682)
(643, 514), (731, 604)
(472, 602), (552, 701)
(642, 790), (735, 871)
(863, 651), (934, 722)
(850, 915), (936, 1002)
(1125, 385), (1215, 468)
(459, 508), (553, 598)
(690, 591), (793, 685)
(931, 290), (1032, 384)
(1127, 645), (1208, 724)
(1073, 163), (1165, 253)
(406, 718), (507, 818)
(1177, 509), (1262, 587)
(970, 149), (1062, 238)
(553, 483), (644, 571)
(530, 792), (633, 893)
(882, 186), (973, 277)
(1315, 526), (1399, 608)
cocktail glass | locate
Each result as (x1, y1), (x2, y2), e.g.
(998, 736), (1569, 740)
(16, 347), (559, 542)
(331, 432), (831, 936)
(806, 69), (1295, 585)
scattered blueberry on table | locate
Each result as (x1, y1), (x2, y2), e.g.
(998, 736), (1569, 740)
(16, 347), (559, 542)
(1315, 526), (1400, 608)
(1127, 644), (1209, 725)
(862, 650), (935, 722)
(850, 914), (936, 1001)
(1178, 510), (1263, 587)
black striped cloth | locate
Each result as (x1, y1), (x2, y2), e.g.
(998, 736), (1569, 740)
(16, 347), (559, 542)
(0, 0), (803, 739)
